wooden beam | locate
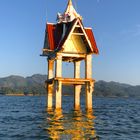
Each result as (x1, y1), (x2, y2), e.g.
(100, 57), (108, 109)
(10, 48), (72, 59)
(61, 52), (86, 58)
(72, 33), (84, 35)
(43, 48), (53, 52)
(75, 25), (80, 27)
(46, 78), (95, 85)
(55, 78), (94, 85)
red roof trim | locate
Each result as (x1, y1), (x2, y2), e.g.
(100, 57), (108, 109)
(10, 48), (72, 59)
(85, 28), (99, 54)
(47, 24), (55, 50)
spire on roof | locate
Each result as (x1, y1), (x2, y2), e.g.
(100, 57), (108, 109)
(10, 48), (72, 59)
(57, 0), (82, 23)
(67, 0), (72, 5)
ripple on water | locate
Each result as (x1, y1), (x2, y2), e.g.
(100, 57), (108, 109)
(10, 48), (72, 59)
(0, 96), (140, 140)
(94, 97), (140, 140)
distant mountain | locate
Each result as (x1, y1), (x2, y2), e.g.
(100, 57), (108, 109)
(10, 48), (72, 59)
(94, 80), (140, 97)
(26, 74), (47, 85)
(0, 75), (140, 97)
(0, 74), (47, 95)
(0, 75), (26, 88)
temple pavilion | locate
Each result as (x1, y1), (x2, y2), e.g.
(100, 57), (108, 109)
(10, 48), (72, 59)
(42, 0), (99, 110)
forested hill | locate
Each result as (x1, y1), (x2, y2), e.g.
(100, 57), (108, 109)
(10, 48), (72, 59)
(94, 81), (140, 97)
(0, 74), (47, 95)
(0, 74), (140, 97)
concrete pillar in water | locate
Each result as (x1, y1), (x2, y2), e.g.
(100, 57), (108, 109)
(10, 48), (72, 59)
(85, 54), (93, 110)
(55, 81), (62, 109)
(55, 54), (62, 109)
(47, 59), (54, 109)
(74, 61), (81, 110)
(85, 81), (94, 110)
(55, 54), (62, 78)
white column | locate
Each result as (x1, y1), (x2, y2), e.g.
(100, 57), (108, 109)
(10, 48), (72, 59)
(55, 81), (62, 109)
(55, 54), (62, 109)
(47, 84), (54, 109)
(55, 54), (62, 78)
(85, 81), (94, 110)
(48, 59), (54, 79)
(74, 61), (81, 110)
(47, 59), (54, 109)
(85, 54), (92, 79)
(85, 54), (93, 110)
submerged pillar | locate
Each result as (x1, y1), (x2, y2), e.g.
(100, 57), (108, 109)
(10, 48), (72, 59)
(55, 81), (62, 109)
(85, 82), (94, 110)
(47, 59), (54, 109)
(74, 61), (81, 110)
(55, 54), (62, 78)
(85, 54), (93, 110)
(55, 54), (62, 109)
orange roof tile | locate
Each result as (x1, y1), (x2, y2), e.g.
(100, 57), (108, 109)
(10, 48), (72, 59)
(85, 28), (99, 54)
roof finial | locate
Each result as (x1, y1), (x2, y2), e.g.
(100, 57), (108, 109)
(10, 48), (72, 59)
(57, 0), (82, 23)
(68, 0), (72, 6)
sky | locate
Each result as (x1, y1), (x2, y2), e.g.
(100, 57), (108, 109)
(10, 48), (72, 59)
(0, 0), (140, 85)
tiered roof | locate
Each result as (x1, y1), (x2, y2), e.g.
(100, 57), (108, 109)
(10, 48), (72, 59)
(43, 0), (99, 55)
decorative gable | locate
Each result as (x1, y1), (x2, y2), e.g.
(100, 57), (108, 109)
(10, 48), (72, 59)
(43, 19), (98, 55)
(63, 33), (88, 53)
(63, 19), (90, 53)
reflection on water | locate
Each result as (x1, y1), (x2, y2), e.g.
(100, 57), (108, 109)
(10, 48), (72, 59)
(0, 96), (139, 139)
(43, 109), (99, 139)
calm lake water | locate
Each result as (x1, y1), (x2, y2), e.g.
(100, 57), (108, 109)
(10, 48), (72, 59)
(0, 95), (140, 140)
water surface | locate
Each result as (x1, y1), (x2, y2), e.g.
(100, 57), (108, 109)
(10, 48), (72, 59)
(0, 95), (139, 139)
